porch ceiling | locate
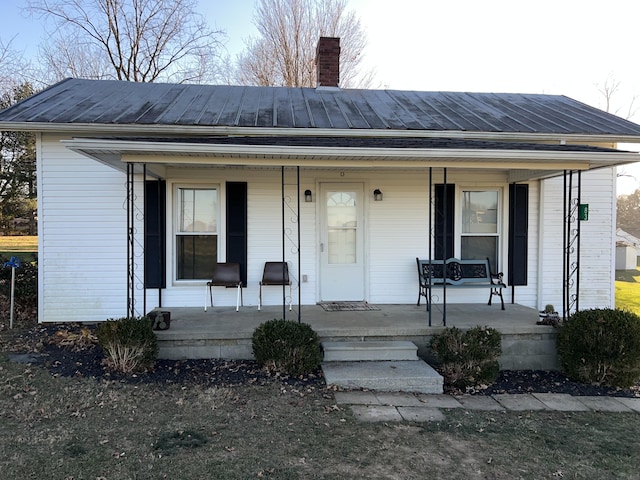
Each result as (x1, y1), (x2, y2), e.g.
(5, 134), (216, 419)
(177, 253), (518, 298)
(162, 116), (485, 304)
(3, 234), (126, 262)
(62, 136), (640, 182)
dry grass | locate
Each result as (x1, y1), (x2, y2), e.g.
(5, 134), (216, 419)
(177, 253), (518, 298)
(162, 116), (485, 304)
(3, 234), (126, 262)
(0, 235), (37, 255)
(1, 352), (639, 479)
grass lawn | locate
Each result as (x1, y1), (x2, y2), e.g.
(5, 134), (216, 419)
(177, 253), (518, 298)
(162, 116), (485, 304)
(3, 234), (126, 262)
(0, 235), (37, 258)
(0, 351), (639, 479)
(616, 267), (640, 315)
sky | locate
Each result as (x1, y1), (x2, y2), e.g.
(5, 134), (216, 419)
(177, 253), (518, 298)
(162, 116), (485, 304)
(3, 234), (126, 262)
(3, 0), (640, 193)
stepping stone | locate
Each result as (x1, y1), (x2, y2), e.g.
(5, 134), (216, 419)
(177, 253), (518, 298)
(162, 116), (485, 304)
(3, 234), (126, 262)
(7, 353), (44, 364)
(350, 405), (402, 422)
(334, 391), (380, 405)
(375, 392), (423, 407)
(532, 393), (590, 411)
(397, 407), (446, 422)
(455, 395), (505, 411)
(616, 397), (640, 413)
(414, 394), (463, 409)
(322, 360), (443, 394)
(576, 396), (633, 412)
(492, 394), (549, 411)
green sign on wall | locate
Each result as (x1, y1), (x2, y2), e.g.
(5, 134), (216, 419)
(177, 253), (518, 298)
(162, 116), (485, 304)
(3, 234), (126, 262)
(579, 204), (589, 221)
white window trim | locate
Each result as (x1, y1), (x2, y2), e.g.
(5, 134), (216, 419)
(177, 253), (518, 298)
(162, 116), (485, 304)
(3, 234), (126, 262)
(455, 186), (504, 266)
(171, 183), (221, 284)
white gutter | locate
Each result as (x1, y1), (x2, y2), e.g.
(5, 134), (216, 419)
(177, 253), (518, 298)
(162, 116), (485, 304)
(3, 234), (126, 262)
(8, 121), (640, 145)
(61, 137), (640, 170)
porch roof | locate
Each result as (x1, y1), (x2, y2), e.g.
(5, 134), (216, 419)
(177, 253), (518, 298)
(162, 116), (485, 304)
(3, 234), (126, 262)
(61, 134), (640, 182)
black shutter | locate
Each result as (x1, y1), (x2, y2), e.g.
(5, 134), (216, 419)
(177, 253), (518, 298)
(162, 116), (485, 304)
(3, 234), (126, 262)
(434, 184), (455, 260)
(144, 180), (166, 288)
(508, 183), (528, 286)
(226, 182), (248, 286)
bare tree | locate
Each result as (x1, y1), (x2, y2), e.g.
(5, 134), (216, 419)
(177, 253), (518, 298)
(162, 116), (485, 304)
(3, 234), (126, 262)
(0, 37), (30, 90)
(38, 34), (114, 81)
(0, 83), (37, 234)
(595, 74), (639, 121)
(236, 0), (373, 88)
(26, 0), (225, 84)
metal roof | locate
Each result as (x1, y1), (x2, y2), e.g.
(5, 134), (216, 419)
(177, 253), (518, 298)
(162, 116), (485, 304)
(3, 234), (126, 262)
(2, 78), (640, 139)
(99, 135), (623, 152)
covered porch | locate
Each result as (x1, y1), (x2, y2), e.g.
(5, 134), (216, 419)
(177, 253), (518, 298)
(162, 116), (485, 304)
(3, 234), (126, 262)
(152, 303), (558, 370)
(63, 132), (637, 322)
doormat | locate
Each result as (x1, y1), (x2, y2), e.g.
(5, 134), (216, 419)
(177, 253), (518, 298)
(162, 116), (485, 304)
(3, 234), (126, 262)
(319, 302), (381, 312)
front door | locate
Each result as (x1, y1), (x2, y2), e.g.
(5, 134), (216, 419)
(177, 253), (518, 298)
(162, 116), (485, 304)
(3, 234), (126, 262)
(319, 183), (365, 301)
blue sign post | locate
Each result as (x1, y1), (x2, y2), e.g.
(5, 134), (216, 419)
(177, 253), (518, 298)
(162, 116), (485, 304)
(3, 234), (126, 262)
(3, 257), (21, 329)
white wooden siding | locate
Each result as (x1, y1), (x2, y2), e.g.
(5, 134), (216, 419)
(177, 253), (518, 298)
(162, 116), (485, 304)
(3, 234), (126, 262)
(538, 168), (616, 311)
(38, 134), (617, 321)
(38, 134), (128, 322)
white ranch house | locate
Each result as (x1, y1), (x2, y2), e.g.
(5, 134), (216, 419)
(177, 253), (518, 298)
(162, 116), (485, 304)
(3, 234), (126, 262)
(2, 38), (640, 325)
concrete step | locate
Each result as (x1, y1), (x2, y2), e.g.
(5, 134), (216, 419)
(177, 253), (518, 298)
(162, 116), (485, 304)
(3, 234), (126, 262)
(322, 340), (418, 362)
(322, 360), (444, 394)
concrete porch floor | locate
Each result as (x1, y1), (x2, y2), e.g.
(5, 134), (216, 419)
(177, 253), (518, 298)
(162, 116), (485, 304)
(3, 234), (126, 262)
(153, 303), (559, 370)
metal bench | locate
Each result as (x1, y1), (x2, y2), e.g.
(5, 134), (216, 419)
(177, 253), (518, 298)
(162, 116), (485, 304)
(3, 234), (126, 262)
(416, 257), (506, 311)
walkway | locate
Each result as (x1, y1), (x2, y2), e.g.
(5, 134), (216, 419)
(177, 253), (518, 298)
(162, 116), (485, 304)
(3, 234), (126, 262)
(334, 391), (640, 422)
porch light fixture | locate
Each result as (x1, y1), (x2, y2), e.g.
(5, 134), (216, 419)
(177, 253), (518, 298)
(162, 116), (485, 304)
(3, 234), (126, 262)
(373, 188), (383, 201)
(304, 189), (313, 202)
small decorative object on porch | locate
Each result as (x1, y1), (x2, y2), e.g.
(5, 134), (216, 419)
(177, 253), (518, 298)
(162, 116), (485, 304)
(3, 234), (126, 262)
(3, 256), (20, 329)
(537, 304), (560, 326)
(151, 311), (171, 330)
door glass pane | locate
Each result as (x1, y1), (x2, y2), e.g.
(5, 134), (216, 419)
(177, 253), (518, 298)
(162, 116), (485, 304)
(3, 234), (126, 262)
(326, 191), (357, 264)
(461, 236), (498, 269)
(462, 191), (498, 234)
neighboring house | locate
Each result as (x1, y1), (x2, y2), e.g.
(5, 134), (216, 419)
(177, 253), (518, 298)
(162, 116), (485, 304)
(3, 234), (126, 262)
(1, 37), (640, 323)
(616, 228), (640, 270)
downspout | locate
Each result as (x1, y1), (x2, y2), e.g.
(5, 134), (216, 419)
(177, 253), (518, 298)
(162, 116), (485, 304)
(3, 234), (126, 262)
(143, 164), (147, 315)
(442, 168), (447, 327)
(562, 170), (567, 321)
(428, 168), (432, 327)
(281, 166), (286, 321)
(297, 166), (301, 322)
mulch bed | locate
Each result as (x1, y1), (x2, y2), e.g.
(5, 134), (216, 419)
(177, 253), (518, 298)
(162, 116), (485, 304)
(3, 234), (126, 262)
(3, 323), (639, 397)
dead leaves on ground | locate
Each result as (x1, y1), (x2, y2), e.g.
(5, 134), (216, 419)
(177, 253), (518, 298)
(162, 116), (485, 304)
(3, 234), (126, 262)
(46, 328), (97, 352)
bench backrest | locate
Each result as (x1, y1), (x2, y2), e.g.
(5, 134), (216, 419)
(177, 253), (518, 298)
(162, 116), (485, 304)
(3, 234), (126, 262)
(417, 258), (491, 285)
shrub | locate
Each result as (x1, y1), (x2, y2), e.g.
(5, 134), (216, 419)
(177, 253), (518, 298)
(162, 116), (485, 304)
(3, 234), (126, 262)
(556, 308), (640, 388)
(252, 319), (322, 376)
(96, 316), (158, 373)
(0, 254), (38, 324)
(430, 326), (502, 390)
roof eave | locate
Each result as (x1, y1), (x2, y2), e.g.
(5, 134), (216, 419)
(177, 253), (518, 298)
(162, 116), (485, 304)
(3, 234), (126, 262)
(6, 122), (640, 145)
(61, 138), (640, 171)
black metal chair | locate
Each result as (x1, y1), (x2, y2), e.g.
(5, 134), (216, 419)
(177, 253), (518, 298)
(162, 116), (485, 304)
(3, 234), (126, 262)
(258, 261), (292, 311)
(204, 262), (243, 312)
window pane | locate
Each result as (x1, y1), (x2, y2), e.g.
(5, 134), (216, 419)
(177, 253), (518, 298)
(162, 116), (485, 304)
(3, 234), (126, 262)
(176, 235), (217, 280)
(178, 188), (217, 233)
(462, 191), (498, 234)
(461, 236), (498, 269)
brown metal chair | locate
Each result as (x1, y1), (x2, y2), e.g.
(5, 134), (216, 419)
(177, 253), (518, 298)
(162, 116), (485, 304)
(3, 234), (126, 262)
(204, 262), (243, 312)
(258, 261), (292, 311)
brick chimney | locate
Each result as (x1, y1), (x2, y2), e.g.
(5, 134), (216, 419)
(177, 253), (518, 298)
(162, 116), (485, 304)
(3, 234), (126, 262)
(316, 37), (340, 88)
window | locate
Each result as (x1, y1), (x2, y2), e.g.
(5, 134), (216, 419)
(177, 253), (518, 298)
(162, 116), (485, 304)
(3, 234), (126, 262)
(175, 187), (218, 280)
(461, 189), (499, 268)
(326, 191), (358, 264)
